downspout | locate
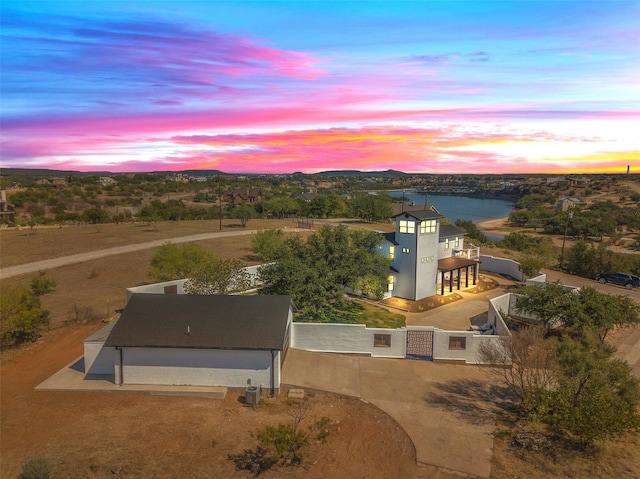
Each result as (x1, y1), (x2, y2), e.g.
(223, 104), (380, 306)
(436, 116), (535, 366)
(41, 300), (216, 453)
(270, 350), (276, 397)
(413, 218), (419, 300)
(117, 347), (124, 386)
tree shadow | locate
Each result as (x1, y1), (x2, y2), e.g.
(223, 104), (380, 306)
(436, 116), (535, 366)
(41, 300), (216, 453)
(424, 378), (515, 425)
(470, 312), (489, 327)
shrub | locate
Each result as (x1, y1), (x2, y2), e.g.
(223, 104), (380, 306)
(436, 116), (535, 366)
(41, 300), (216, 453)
(30, 272), (57, 296)
(18, 457), (52, 479)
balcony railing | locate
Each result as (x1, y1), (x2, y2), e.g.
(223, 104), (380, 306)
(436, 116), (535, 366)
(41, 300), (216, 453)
(453, 243), (480, 261)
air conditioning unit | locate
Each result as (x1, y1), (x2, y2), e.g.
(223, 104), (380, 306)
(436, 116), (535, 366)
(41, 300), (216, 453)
(245, 386), (260, 406)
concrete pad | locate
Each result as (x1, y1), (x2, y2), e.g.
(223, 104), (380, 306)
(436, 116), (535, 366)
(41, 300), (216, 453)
(282, 348), (496, 478)
(287, 388), (305, 399)
(36, 357), (227, 399)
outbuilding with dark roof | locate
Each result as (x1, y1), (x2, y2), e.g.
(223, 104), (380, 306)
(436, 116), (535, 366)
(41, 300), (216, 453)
(85, 294), (293, 395)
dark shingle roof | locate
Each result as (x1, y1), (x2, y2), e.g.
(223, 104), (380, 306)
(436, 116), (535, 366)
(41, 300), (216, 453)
(392, 207), (443, 221)
(439, 224), (466, 239)
(104, 294), (292, 350)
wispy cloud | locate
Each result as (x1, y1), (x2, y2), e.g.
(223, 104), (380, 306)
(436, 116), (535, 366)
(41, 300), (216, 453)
(1, 1), (638, 173)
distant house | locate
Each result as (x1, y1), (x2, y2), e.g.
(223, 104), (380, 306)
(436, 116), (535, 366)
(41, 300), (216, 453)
(84, 294), (293, 395)
(98, 176), (117, 186)
(294, 191), (317, 202)
(378, 208), (480, 299)
(226, 188), (262, 204)
(558, 196), (586, 212)
(37, 177), (67, 189)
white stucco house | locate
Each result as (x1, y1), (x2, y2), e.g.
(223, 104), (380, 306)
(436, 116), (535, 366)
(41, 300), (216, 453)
(378, 208), (481, 300)
(84, 294), (293, 395)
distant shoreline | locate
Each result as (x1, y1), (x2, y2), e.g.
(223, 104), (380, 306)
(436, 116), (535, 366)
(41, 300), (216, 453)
(475, 216), (511, 235)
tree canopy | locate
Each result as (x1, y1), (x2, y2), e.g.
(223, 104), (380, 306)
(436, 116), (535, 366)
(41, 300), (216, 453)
(148, 242), (250, 294)
(184, 257), (251, 295)
(148, 243), (212, 281)
(1, 284), (51, 345)
(257, 225), (390, 321)
(251, 229), (286, 262)
(514, 282), (640, 341)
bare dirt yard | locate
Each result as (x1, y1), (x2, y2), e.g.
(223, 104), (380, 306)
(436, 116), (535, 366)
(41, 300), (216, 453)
(2, 219), (640, 478)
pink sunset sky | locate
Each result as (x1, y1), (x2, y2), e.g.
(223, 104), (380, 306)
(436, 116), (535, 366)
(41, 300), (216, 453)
(1, 1), (639, 174)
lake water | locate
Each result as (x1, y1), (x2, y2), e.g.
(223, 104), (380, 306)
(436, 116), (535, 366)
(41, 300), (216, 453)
(387, 191), (514, 226)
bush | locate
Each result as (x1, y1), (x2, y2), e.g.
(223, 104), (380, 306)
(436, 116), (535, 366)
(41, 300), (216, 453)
(30, 272), (57, 296)
(18, 457), (52, 479)
(0, 285), (50, 346)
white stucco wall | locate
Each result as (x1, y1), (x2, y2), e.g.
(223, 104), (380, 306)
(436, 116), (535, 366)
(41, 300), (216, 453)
(84, 343), (117, 375)
(84, 322), (117, 374)
(125, 264), (265, 302)
(126, 279), (188, 302)
(432, 330), (501, 364)
(291, 323), (406, 358)
(488, 293), (511, 335)
(120, 347), (274, 388)
(479, 255), (524, 281)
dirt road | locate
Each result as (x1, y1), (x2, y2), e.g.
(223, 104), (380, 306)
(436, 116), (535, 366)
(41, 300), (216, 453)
(0, 229), (285, 280)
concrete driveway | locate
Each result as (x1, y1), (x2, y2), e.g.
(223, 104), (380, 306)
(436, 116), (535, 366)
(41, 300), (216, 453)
(282, 349), (501, 478)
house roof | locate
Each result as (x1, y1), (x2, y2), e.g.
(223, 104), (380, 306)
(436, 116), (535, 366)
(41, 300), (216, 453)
(383, 232), (398, 245)
(392, 207), (443, 221)
(439, 224), (466, 239)
(104, 294), (292, 350)
(438, 256), (479, 272)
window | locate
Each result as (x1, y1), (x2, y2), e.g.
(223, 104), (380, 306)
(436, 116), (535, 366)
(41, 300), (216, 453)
(402, 247), (410, 254)
(389, 246), (395, 260)
(448, 336), (467, 350)
(399, 220), (415, 234)
(387, 275), (394, 292)
(420, 220), (437, 234)
(445, 238), (450, 249)
(374, 333), (391, 348)
(455, 236), (460, 248)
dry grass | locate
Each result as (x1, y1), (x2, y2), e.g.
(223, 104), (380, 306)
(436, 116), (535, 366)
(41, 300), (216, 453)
(2, 218), (639, 478)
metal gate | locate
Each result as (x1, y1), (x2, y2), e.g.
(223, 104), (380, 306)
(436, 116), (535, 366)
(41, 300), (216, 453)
(406, 330), (434, 360)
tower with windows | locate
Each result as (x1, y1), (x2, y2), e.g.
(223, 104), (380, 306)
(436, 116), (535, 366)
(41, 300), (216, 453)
(379, 207), (478, 300)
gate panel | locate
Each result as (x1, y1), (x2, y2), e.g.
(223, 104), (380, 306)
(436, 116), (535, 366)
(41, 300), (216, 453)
(406, 330), (434, 360)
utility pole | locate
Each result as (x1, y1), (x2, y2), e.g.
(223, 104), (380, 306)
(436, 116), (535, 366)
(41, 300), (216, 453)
(560, 208), (573, 268)
(217, 174), (222, 231)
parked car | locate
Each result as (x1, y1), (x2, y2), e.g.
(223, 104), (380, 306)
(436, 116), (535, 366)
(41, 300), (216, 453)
(596, 272), (640, 290)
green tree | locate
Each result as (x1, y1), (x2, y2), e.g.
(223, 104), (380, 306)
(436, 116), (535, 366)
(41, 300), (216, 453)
(455, 219), (488, 245)
(233, 203), (257, 227)
(148, 243), (213, 281)
(80, 206), (110, 224)
(514, 282), (579, 334)
(514, 283), (640, 342)
(258, 225), (390, 321)
(566, 286), (640, 343)
(546, 338), (640, 448)
(349, 194), (393, 223)
(508, 210), (530, 227)
(266, 196), (299, 218)
(0, 285), (50, 345)
(184, 257), (251, 294)
(251, 229), (286, 262)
